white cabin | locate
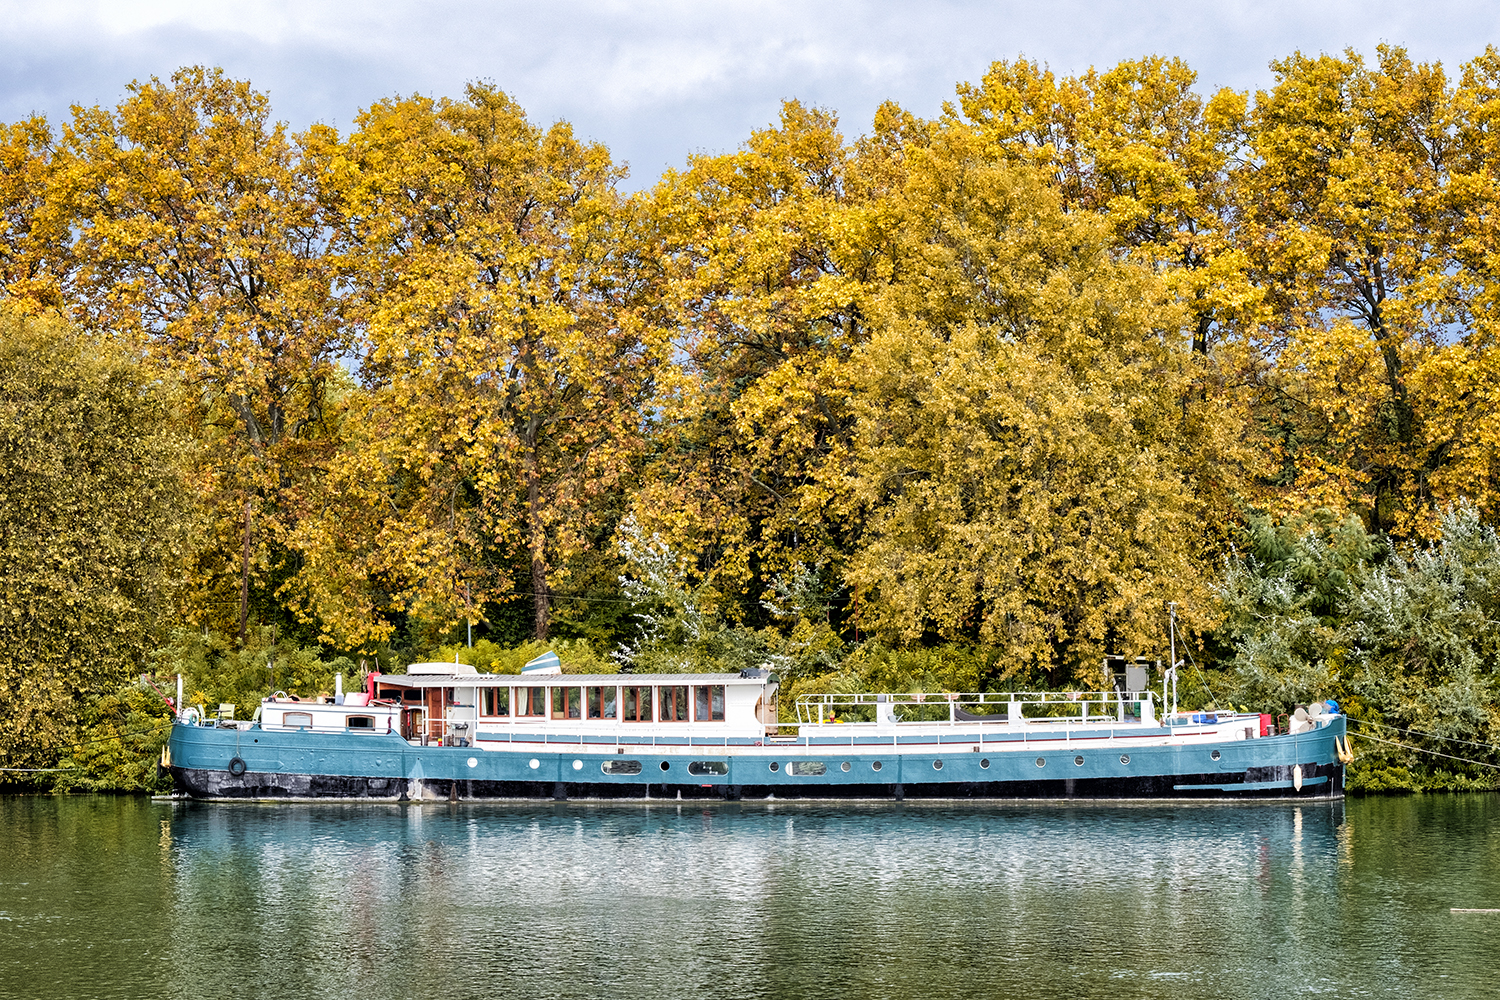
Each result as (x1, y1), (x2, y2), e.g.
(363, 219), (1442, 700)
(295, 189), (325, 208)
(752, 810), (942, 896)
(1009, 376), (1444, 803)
(370, 667), (779, 746)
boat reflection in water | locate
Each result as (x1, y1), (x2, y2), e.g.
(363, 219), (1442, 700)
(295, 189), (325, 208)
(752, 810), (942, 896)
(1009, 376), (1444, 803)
(158, 798), (1369, 999)
(8, 793), (1498, 1000)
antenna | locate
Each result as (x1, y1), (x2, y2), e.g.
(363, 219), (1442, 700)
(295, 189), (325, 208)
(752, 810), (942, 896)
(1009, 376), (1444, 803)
(1168, 602), (1179, 716)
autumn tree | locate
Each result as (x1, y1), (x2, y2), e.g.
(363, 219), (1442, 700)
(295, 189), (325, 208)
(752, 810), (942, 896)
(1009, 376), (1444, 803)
(1235, 46), (1500, 535)
(627, 101), (930, 625)
(296, 83), (657, 646)
(0, 117), (67, 311)
(953, 55), (1260, 356)
(51, 66), (349, 642)
(837, 128), (1242, 680)
(0, 313), (189, 773)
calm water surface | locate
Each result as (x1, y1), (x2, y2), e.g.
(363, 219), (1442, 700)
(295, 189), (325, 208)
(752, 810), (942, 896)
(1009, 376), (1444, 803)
(1, 795), (1497, 999)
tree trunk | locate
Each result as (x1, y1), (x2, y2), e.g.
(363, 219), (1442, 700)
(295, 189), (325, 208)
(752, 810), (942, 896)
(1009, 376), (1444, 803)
(238, 498), (252, 645)
(526, 446), (551, 641)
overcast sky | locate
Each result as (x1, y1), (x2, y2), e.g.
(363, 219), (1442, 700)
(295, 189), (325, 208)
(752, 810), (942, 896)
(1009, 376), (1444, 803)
(2, 1), (1498, 188)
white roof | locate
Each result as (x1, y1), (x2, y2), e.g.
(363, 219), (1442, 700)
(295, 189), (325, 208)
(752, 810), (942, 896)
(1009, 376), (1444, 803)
(377, 671), (772, 687)
(408, 662), (479, 675)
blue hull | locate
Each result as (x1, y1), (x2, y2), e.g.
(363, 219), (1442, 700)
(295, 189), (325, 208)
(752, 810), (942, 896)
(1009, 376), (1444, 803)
(168, 718), (1346, 801)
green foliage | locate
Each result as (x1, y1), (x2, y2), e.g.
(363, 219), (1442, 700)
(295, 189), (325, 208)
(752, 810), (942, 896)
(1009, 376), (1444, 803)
(53, 682), (174, 794)
(154, 626), (356, 718)
(612, 517), (845, 678)
(1215, 502), (1500, 790)
(1337, 504), (1500, 789)
(1214, 509), (1380, 711)
(789, 643), (1003, 696)
(0, 312), (189, 778)
(422, 638), (618, 675)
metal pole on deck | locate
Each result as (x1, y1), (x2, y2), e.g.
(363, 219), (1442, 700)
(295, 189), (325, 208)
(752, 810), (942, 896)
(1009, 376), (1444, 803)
(1168, 603), (1179, 716)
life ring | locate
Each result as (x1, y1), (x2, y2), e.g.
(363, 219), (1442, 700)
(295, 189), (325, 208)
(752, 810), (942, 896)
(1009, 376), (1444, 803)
(228, 756), (248, 776)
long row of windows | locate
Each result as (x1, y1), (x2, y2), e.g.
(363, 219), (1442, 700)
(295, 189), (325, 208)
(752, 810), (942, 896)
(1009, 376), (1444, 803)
(478, 685), (726, 723)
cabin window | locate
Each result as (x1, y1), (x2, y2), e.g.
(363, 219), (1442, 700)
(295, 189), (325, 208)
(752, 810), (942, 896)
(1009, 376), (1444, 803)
(552, 687), (582, 720)
(693, 685), (725, 722)
(601, 760), (642, 775)
(789, 761), (826, 776)
(346, 715), (376, 730)
(658, 686), (689, 722)
(284, 712), (313, 729)
(481, 687), (510, 718)
(688, 760), (728, 776)
(622, 687), (652, 722)
(516, 687), (547, 717)
(586, 686), (617, 720)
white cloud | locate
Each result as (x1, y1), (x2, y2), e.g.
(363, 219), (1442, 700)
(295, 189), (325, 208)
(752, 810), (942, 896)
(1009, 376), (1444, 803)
(1, 0), (1497, 185)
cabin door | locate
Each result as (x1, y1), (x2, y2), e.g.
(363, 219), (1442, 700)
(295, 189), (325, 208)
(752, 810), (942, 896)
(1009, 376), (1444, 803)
(426, 688), (445, 742)
(400, 707), (421, 741)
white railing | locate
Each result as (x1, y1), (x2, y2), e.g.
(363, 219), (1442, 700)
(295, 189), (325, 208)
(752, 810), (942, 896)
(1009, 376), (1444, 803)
(794, 690), (1159, 726)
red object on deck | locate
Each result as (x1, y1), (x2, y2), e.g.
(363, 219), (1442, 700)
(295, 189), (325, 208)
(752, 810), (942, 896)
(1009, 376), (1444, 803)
(1259, 713), (1274, 737)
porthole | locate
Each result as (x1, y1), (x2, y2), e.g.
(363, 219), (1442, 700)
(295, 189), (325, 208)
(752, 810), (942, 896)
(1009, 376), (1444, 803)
(467, 757), (478, 768)
(1120, 755), (1130, 765)
(1211, 750), (1221, 761)
(933, 760), (944, 771)
(659, 760), (671, 771)
(840, 761), (851, 772)
(528, 758), (539, 769)
(1074, 755), (1085, 766)
(871, 760), (883, 772)
(688, 760), (729, 776)
(769, 761), (780, 772)
(979, 758), (990, 769)
(572, 759), (583, 771)
(602, 760), (642, 775)
(1036, 757), (1046, 768)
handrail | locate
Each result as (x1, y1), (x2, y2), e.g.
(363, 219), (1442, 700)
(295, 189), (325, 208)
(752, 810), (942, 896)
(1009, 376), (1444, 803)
(793, 689), (1160, 726)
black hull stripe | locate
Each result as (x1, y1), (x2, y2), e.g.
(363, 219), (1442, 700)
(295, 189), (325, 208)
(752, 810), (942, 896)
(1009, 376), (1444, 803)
(172, 764), (1344, 801)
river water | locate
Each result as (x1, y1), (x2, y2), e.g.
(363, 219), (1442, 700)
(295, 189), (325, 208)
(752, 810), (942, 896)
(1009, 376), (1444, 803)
(1, 795), (1496, 999)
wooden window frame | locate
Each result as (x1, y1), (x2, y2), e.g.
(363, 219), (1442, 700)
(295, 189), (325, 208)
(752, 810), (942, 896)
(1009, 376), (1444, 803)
(586, 686), (617, 720)
(659, 685), (689, 722)
(622, 686), (652, 722)
(481, 687), (510, 719)
(516, 687), (547, 718)
(552, 686), (582, 720)
(694, 685), (725, 722)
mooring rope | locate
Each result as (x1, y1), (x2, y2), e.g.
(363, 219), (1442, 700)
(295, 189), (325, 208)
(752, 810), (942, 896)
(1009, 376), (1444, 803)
(1347, 718), (1500, 754)
(0, 719), (174, 763)
(1351, 731), (1500, 771)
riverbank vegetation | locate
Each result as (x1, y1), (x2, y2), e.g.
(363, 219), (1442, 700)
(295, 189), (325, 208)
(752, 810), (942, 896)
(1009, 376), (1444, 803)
(5, 48), (1500, 792)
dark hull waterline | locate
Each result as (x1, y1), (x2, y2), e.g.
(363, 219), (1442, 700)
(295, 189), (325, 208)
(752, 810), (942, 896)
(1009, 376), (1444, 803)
(172, 761), (1343, 802)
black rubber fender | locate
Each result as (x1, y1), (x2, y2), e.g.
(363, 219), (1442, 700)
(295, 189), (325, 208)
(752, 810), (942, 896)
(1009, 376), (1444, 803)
(228, 756), (247, 776)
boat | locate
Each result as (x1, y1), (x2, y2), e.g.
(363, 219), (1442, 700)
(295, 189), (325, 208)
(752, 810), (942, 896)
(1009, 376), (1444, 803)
(166, 653), (1348, 801)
